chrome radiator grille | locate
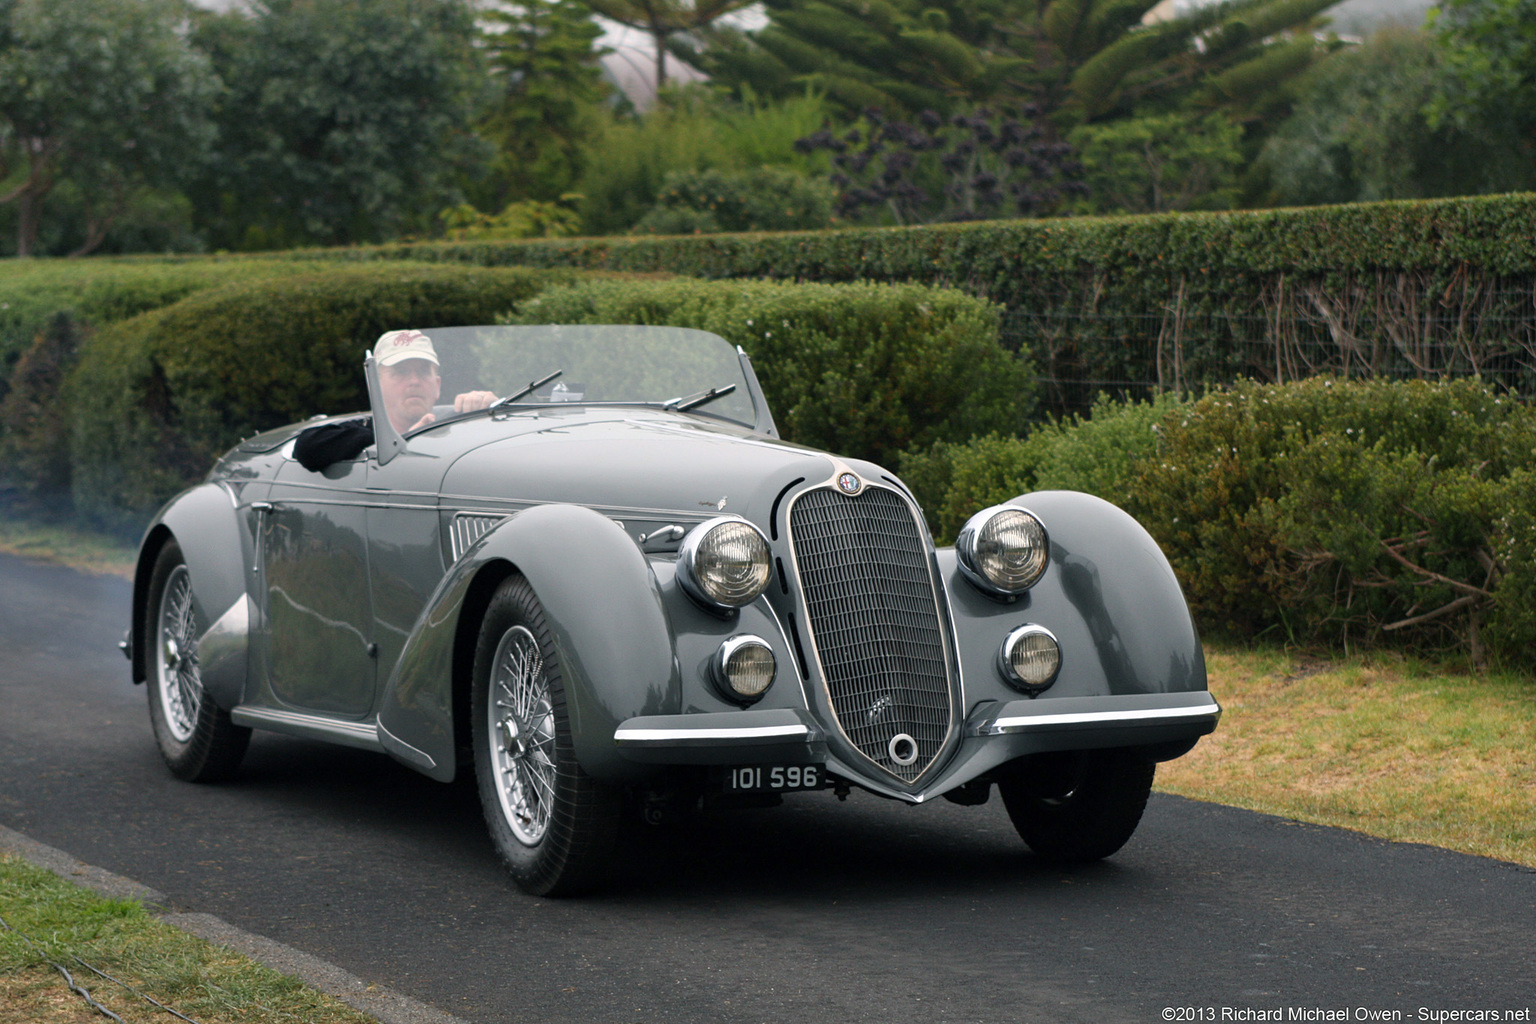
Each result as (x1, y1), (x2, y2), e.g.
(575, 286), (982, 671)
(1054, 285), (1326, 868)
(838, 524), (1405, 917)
(788, 486), (953, 782)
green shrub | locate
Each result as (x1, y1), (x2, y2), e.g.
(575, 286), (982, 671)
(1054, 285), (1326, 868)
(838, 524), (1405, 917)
(1487, 470), (1536, 666)
(574, 89), (831, 235)
(0, 313), (82, 505)
(1126, 377), (1536, 665)
(506, 277), (1032, 469)
(899, 392), (1185, 542)
(631, 168), (834, 235)
(0, 257), (322, 392)
(68, 264), (568, 532)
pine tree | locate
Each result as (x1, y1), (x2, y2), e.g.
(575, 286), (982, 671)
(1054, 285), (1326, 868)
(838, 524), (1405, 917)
(476, 0), (612, 206)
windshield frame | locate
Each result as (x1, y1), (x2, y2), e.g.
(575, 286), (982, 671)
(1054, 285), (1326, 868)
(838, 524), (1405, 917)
(362, 324), (778, 464)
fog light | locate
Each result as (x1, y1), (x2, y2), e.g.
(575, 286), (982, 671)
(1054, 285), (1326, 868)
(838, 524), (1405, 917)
(713, 635), (776, 704)
(998, 624), (1061, 692)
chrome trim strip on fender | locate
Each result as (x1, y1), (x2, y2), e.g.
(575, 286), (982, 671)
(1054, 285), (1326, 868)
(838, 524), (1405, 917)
(615, 724), (811, 744)
(973, 700), (1222, 736)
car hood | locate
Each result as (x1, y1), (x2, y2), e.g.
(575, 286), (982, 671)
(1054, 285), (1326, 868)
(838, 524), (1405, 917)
(440, 412), (846, 523)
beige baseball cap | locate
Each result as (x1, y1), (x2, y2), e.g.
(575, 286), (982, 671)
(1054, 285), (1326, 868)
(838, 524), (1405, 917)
(374, 329), (440, 368)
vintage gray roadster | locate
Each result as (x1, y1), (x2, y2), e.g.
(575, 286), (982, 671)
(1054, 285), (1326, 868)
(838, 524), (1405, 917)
(126, 324), (1219, 895)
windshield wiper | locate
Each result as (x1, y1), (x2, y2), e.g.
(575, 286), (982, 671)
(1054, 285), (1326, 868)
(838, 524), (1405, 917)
(490, 369), (563, 411)
(664, 384), (737, 413)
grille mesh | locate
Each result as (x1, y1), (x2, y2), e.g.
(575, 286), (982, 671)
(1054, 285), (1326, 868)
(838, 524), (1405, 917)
(450, 514), (506, 561)
(789, 486), (952, 781)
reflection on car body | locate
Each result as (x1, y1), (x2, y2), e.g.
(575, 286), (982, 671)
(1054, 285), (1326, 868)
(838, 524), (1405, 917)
(127, 324), (1220, 896)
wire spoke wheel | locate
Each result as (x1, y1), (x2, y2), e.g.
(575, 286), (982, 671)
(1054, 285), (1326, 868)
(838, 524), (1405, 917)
(143, 540), (250, 782)
(488, 625), (558, 846)
(472, 574), (621, 896)
(154, 565), (203, 743)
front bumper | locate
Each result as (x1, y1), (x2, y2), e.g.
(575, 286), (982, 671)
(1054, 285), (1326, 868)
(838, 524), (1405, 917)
(612, 691), (1220, 801)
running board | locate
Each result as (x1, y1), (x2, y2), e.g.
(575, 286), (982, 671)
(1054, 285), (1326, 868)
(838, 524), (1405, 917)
(229, 706), (383, 752)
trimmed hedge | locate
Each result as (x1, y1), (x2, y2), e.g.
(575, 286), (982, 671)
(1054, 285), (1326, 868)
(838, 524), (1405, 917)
(0, 257), (323, 396)
(1128, 377), (1536, 667)
(281, 192), (1536, 405)
(904, 379), (1536, 669)
(505, 277), (1032, 469)
(899, 392), (1184, 543)
(67, 264), (570, 531)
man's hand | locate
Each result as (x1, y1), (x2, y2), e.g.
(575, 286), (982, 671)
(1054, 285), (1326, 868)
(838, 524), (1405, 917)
(406, 412), (436, 433)
(455, 390), (496, 413)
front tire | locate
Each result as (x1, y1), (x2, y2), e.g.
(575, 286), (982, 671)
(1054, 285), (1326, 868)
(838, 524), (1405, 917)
(998, 751), (1155, 864)
(145, 540), (251, 782)
(471, 574), (621, 896)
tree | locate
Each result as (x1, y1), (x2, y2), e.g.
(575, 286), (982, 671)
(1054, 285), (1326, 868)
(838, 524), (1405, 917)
(582, 0), (756, 91)
(697, 0), (1345, 124)
(689, 0), (1025, 114)
(1429, 0), (1536, 147)
(474, 0), (612, 208)
(192, 0), (484, 249)
(1258, 27), (1534, 206)
(1069, 111), (1244, 212)
(0, 0), (218, 256)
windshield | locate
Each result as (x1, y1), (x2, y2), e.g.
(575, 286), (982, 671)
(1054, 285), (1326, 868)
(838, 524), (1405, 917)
(373, 324), (759, 434)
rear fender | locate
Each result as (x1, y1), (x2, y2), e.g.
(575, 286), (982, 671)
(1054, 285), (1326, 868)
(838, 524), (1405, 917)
(131, 483), (255, 711)
(377, 503), (679, 783)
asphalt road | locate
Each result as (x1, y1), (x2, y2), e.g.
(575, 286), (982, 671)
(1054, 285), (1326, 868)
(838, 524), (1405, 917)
(2, 552), (1533, 1024)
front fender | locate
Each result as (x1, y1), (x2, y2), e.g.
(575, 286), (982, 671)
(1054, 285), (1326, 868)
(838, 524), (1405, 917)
(377, 503), (680, 783)
(131, 482), (255, 711)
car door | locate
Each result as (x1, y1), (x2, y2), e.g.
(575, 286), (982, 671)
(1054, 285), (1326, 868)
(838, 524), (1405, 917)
(257, 450), (377, 717)
(362, 439), (452, 681)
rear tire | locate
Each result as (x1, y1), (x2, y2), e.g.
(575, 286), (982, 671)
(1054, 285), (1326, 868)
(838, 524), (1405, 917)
(998, 751), (1154, 864)
(471, 574), (621, 896)
(145, 540), (251, 782)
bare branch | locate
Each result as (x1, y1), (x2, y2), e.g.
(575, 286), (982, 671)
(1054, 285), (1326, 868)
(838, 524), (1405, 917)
(1382, 594), (1478, 632)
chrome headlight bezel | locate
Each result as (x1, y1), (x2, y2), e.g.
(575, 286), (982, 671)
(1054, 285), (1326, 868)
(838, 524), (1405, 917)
(711, 634), (776, 705)
(997, 623), (1061, 693)
(676, 515), (772, 613)
(956, 505), (1049, 598)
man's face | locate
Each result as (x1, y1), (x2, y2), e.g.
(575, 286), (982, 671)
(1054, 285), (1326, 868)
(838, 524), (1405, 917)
(380, 358), (441, 433)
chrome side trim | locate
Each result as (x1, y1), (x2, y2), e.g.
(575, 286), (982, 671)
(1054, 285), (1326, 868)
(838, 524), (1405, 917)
(229, 706), (382, 750)
(973, 700), (1222, 736)
(615, 723), (811, 744)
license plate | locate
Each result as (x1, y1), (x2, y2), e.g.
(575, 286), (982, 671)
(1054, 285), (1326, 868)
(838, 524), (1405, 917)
(721, 765), (827, 792)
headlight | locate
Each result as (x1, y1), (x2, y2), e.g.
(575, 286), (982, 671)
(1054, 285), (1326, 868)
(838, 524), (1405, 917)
(712, 635), (776, 704)
(997, 624), (1061, 692)
(677, 516), (772, 612)
(956, 505), (1049, 597)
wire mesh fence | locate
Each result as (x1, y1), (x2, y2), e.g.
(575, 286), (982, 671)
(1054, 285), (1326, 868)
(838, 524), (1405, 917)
(984, 267), (1536, 414)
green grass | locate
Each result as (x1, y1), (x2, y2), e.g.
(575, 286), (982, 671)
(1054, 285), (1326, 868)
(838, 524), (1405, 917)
(0, 855), (376, 1024)
(1158, 644), (1536, 867)
(0, 515), (136, 578)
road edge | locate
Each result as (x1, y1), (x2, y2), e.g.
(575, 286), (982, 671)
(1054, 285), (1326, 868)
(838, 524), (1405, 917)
(0, 824), (470, 1024)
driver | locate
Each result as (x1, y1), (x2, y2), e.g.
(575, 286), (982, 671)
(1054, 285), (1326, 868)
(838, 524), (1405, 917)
(375, 329), (496, 434)
(292, 329), (497, 472)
